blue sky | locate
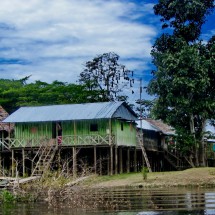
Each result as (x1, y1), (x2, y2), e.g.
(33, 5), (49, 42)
(0, 0), (214, 103)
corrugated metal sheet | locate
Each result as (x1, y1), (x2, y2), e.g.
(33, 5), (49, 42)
(136, 120), (159, 131)
(3, 102), (137, 123)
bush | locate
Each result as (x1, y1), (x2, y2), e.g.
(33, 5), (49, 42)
(0, 190), (16, 203)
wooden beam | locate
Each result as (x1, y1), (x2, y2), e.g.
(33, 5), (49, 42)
(0, 154), (2, 176)
(22, 148), (25, 176)
(127, 147), (130, 173)
(110, 145), (113, 175)
(99, 150), (102, 175)
(12, 149), (14, 177)
(109, 119), (112, 145)
(115, 146), (118, 174)
(94, 146), (97, 174)
(73, 147), (77, 178)
(134, 147), (137, 172)
(119, 147), (123, 174)
(73, 121), (77, 145)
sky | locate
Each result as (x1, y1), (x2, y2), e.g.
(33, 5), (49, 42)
(0, 0), (215, 103)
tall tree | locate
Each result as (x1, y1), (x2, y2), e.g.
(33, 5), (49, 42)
(79, 52), (134, 101)
(148, 0), (215, 167)
(154, 0), (214, 42)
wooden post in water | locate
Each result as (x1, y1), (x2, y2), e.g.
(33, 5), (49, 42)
(73, 147), (77, 178)
(127, 147), (130, 173)
(119, 147), (123, 174)
(22, 148), (25, 176)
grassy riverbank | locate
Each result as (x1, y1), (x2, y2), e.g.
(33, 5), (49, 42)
(1, 167), (215, 206)
(81, 167), (215, 188)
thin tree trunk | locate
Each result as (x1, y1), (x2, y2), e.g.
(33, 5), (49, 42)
(190, 114), (199, 167)
(199, 119), (207, 167)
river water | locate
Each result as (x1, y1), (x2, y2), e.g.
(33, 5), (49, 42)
(1, 187), (215, 215)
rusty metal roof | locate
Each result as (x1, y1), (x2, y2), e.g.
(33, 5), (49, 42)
(145, 119), (175, 135)
(0, 106), (14, 131)
(3, 102), (137, 123)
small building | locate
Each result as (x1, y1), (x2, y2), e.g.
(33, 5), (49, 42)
(137, 119), (177, 171)
(2, 102), (141, 176)
(137, 119), (175, 151)
(0, 106), (13, 149)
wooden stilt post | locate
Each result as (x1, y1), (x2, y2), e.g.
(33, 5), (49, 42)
(22, 148), (25, 177)
(119, 147), (123, 174)
(66, 153), (69, 176)
(107, 148), (110, 175)
(115, 146), (118, 174)
(94, 146), (97, 174)
(99, 150), (102, 175)
(110, 145), (113, 176)
(0, 154), (2, 176)
(134, 147), (137, 172)
(73, 147), (77, 178)
(127, 147), (130, 173)
(12, 149), (15, 177)
(58, 150), (61, 175)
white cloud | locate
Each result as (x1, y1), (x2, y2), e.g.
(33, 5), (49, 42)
(0, 0), (158, 101)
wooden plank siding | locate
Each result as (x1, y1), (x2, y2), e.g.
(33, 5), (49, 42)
(115, 120), (137, 147)
(5, 118), (137, 148)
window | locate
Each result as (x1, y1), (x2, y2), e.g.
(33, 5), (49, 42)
(121, 122), (124, 131)
(90, 123), (98, 132)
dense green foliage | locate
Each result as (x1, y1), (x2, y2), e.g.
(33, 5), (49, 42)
(148, 0), (215, 166)
(154, 0), (214, 42)
(0, 78), (105, 113)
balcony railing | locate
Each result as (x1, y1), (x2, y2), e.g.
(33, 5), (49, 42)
(0, 134), (115, 149)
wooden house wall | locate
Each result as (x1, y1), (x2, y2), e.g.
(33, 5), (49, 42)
(143, 129), (160, 151)
(13, 119), (137, 147)
(15, 122), (53, 139)
(62, 119), (109, 136)
(115, 120), (136, 146)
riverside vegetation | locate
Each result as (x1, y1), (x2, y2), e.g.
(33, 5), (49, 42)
(1, 167), (215, 209)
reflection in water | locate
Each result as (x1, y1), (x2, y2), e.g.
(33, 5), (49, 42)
(1, 188), (215, 215)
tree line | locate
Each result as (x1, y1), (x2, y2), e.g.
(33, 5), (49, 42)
(1, 0), (215, 168)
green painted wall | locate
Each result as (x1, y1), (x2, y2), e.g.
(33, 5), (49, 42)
(115, 120), (137, 146)
(62, 119), (109, 136)
(13, 119), (136, 147)
(15, 122), (52, 139)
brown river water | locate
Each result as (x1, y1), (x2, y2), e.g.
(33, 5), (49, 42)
(1, 187), (215, 215)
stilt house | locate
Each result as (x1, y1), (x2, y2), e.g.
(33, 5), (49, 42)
(3, 102), (137, 147)
(2, 102), (140, 176)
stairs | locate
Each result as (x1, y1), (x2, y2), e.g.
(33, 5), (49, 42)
(163, 149), (191, 170)
(31, 139), (58, 177)
(136, 130), (152, 172)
